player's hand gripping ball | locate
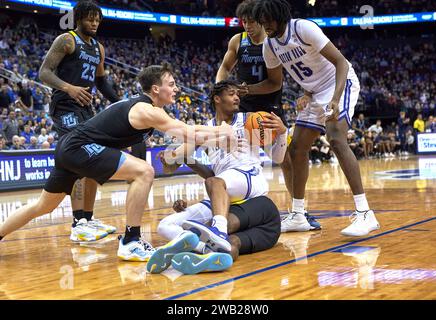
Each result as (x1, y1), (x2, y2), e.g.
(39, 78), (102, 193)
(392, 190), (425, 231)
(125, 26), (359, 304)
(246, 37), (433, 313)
(245, 111), (282, 147)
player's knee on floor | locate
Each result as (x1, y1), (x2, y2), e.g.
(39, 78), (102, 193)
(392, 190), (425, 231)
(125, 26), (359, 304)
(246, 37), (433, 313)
(229, 235), (241, 261)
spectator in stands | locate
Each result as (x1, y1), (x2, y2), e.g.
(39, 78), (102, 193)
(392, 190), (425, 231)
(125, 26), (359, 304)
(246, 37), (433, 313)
(27, 136), (38, 150)
(425, 115), (434, 132)
(2, 110), (19, 145)
(398, 111), (411, 154)
(16, 80), (33, 112)
(368, 119), (383, 136)
(9, 135), (25, 150)
(0, 134), (7, 150)
(429, 116), (436, 133)
(363, 130), (374, 159)
(40, 141), (50, 149)
(32, 87), (44, 112)
(405, 130), (415, 154)
(413, 113), (425, 133)
(46, 135), (56, 148)
(0, 84), (13, 110)
(352, 113), (368, 138)
(347, 130), (364, 160)
(37, 127), (48, 145)
(388, 131), (401, 155)
(20, 124), (33, 144)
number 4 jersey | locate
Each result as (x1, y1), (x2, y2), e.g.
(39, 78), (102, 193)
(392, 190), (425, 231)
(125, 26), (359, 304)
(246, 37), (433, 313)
(263, 19), (355, 95)
(236, 32), (282, 113)
(50, 30), (101, 111)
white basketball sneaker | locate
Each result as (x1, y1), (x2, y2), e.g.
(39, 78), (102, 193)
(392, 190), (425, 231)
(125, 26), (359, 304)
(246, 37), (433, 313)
(87, 219), (117, 234)
(281, 212), (312, 232)
(70, 218), (108, 242)
(117, 236), (156, 262)
(341, 210), (380, 237)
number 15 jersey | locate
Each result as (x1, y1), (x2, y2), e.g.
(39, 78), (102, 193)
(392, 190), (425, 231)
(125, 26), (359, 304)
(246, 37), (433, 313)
(50, 30), (101, 111)
(263, 19), (354, 94)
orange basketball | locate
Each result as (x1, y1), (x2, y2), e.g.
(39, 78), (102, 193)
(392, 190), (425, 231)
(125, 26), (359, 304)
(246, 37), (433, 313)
(244, 111), (277, 147)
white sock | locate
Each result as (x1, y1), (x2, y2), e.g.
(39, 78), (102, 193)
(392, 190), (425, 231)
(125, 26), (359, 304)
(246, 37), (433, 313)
(194, 241), (206, 254)
(292, 198), (305, 214)
(354, 194), (370, 212)
(212, 215), (228, 234)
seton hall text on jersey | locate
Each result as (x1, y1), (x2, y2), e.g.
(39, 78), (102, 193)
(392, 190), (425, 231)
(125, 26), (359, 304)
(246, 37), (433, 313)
(79, 50), (100, 65)
(278, 46), (307, 64)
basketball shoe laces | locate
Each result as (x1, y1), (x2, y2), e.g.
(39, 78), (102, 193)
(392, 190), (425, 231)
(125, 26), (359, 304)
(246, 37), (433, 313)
(349, 210), (369, 225)
(137, 238), (155, 252)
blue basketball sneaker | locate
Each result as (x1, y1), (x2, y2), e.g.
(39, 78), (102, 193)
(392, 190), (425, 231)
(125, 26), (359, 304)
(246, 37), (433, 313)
(171, 252), (233, 275)
(182, 220), (232, 253)
(146, 231), (199, 274)
(305, 212), (322, 230)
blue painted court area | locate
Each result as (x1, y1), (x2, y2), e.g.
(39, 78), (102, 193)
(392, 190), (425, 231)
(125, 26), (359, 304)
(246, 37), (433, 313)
(332, 245), (378, 254)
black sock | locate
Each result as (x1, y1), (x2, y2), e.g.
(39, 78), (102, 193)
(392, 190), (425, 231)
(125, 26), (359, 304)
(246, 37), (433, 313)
(123, 226), (141, 245)
(72, 210), (85, 227)
(83, 211), (93, 221)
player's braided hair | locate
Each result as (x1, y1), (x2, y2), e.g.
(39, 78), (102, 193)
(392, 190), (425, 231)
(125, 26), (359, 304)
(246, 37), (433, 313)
(252, 0), (292, 27)
(74, 0), (103, 23)
(209, 80), (240, 111)
(138, 62), (174, 92)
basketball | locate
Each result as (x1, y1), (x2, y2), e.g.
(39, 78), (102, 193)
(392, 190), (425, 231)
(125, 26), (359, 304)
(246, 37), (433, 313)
(245, 111), (277, 147)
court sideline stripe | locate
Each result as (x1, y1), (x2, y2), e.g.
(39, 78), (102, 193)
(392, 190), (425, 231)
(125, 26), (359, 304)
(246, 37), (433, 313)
(164, 216), (436, 300)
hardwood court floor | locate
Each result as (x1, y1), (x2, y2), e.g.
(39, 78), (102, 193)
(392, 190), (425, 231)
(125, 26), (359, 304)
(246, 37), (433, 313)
(0, 156), (435, 300)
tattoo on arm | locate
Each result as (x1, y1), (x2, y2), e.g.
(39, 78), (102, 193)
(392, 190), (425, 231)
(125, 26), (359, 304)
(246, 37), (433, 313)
(39, 34), (75, 92)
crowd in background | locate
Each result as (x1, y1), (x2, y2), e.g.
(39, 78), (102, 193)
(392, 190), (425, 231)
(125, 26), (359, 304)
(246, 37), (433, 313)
(96, 0), (436, 17)
(1, 11), (435, 158)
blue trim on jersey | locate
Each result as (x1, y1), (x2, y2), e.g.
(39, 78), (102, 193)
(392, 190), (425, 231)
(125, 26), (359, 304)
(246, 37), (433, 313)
(117, 152), (127, 171)
(296, 119), (326, 130)
(276, 21), (292, 46)
(243, 113), (247, 125)
(234, 168), (254, 201)
(200, 200), (212, 210)
(267, 38), (278, 60)
(296, 121), (326, 134)
(294, 19), (312, 46)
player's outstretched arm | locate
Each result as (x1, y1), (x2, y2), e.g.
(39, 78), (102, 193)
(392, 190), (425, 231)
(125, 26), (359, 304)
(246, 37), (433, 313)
(216, 34), (240, 83)
(130, 102), (236, 148)
(39, 33), (92, 107)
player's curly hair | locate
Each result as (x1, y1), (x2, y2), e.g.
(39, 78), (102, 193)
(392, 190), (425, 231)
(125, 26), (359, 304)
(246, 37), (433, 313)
(209, 80), (240, 111)
(74, 0), (103, 23)
(138, 62), (174, 92)
(252, 0), (292, 27)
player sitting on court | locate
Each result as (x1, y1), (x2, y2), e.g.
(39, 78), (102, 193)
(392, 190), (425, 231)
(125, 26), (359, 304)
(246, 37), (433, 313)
(145, 80), (287, 274)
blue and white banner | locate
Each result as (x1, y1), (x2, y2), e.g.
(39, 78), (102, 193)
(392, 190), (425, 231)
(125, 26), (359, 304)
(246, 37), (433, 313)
(417, 133), (436, 154)
(0, 147), (274, 191)
(7, 0), (436, 28)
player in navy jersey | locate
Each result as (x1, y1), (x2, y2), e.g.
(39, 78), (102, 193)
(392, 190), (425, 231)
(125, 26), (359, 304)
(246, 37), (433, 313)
(39, 1), (120, 242)
(216, 0), (320, 231)
(0, 64), (237, 261)
(240, 0), (379, 237)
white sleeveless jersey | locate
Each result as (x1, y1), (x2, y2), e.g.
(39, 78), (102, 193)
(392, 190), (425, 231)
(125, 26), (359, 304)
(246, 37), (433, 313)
(263, 18), (354, 94)
(206, 113), (261, 176)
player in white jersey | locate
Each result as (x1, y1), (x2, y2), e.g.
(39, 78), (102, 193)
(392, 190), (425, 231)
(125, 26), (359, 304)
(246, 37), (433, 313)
(154, 80), (288, 261)
(239, 0), (380, 237)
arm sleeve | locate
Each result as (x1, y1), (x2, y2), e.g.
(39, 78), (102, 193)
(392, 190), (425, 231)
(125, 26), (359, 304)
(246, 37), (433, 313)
(265, 132), (288, 164)
(295, 19), (330, 52)
(262, 38), (281, 69)
(95, 76), (120, 103)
